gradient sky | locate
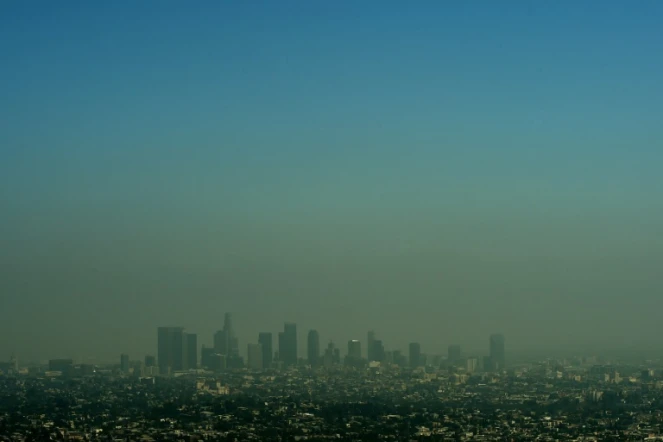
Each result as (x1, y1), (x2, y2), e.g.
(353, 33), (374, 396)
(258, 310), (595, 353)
(1, 1), (663, 363)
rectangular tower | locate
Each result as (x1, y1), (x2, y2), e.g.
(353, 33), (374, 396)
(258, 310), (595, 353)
(489, 333), (505, 371)
(157, 326), (186, 375)
(307, 330), (320, 367)
(187, 333), (198, 369)
(258, 332), (273, 369)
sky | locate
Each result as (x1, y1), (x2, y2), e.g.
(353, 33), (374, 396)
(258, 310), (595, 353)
(1, 1), (662, 363)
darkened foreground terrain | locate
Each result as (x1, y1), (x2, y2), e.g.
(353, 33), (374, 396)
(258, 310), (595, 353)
(2, 362), (663, 441)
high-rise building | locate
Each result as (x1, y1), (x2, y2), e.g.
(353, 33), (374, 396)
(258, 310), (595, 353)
(347, 340), (362, 361)
(187, 333), (198, 369)
(213, 330), (227, 354)
(392, 350), (406, 367)
(467, 357), (479, 373)
(247, 343), (263, 370)
(323, 341), (337, 368)
(201, 346), (215, 369)
(120, 354), (130, 373)
(144, 355), (156, 368)
(370, 339), (385, 362)
(448, 345), (461, 363)
(279, 323), (297, 367)
(258, 332), (273, 369)
(307, 330), (320, 367)
(209, 353), (226, 371)
(223, 313), (240, 357)
(409, 342), (422, 368)
(158, 326), (187, 374)
(367, 330), (376, 361)
(489, 333), (505, 371)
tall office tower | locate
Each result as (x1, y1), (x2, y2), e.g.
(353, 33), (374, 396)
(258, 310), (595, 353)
(209, 354), (226, 371)
(467, 357), (479, 373)
(323, 341), (337, 368)
(367, 330), (376, 361)
(279, 322), (297, 367)
(213, 330), (228, 354)
(489, 333), (506, 371)
(347, 340), (362, 365)
(448, 345), (461, 363)
(158, 326), (187, 374)
(223, 313), (240, 357)
(144, 355), (156, 367)
(393, 350), (407, 367)
(258, 332), (273, 369)
(307, 330), (320, 367)
(409, 342), (422, 368)
(201, 346), (214, 369)
(371, 339), (385, 362)
(333, 348), (341, 365)
(120, 354), (130, 373)
(187, 333), (198, 369)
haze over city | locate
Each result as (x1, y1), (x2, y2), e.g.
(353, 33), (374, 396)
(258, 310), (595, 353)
(2, 2), (663, 363)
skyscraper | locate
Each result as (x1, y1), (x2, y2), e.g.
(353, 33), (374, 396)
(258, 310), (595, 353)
(258, 332), (273, 369)
(279, 322), (297, 367)
(448, 345), (461, 363)
(467, 357), (479, 373)
(201, 346), (215, 369)
(158, 326), (187, 374)
(247, 343), (263, 370)
(323, 341), (337, 368)
(348, 340), (361, 360)
(187, 333), (198, 369)
(144, 355), (156, 368)
(213, 330), (228, 355)
(367, 330), (376, 361)
(120, 354), (130, 373)
(371, 339), (385, 362)
(489, 333), (505, 371)
(307, 330), (320, 367)
(409, 342), (422, 368)
(223, 313), (239, 358)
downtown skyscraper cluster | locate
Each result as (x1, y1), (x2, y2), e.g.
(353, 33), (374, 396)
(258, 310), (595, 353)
(156, 314), (505, 375)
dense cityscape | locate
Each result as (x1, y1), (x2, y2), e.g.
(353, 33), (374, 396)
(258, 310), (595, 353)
(3, 314), (663, 440)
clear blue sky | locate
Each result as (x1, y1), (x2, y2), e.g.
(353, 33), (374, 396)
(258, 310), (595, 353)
(1, 2), (662, 362)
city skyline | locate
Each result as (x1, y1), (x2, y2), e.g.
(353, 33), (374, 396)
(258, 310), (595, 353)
(3, 2), (663, 363)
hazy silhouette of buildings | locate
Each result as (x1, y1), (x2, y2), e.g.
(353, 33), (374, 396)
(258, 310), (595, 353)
(323, 341), (339, 368)
(348, 339), (361, 359)
(346, 339), (362, 367)
(371, 339), (385, 363)
(187, 333), (197, 369)
(158, 326), (187, 374)
(213, 330), (227, 354)
(467, 357), (479, 373)
(448, 345), (461, 364)
(367, 330), (376, 361)
(49, 359), (73, 373)
(258, 332), (273, 369)
(120, 354), (129, 373)
(144, 355), (156, 367)
(279, 322), (297, 367)
(307, 330), (320, 367)
(212, 314), (241, 368)
(409, 342), (422, 368)
(223, 313), (239, 358)
(489, 333), (506, 371)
